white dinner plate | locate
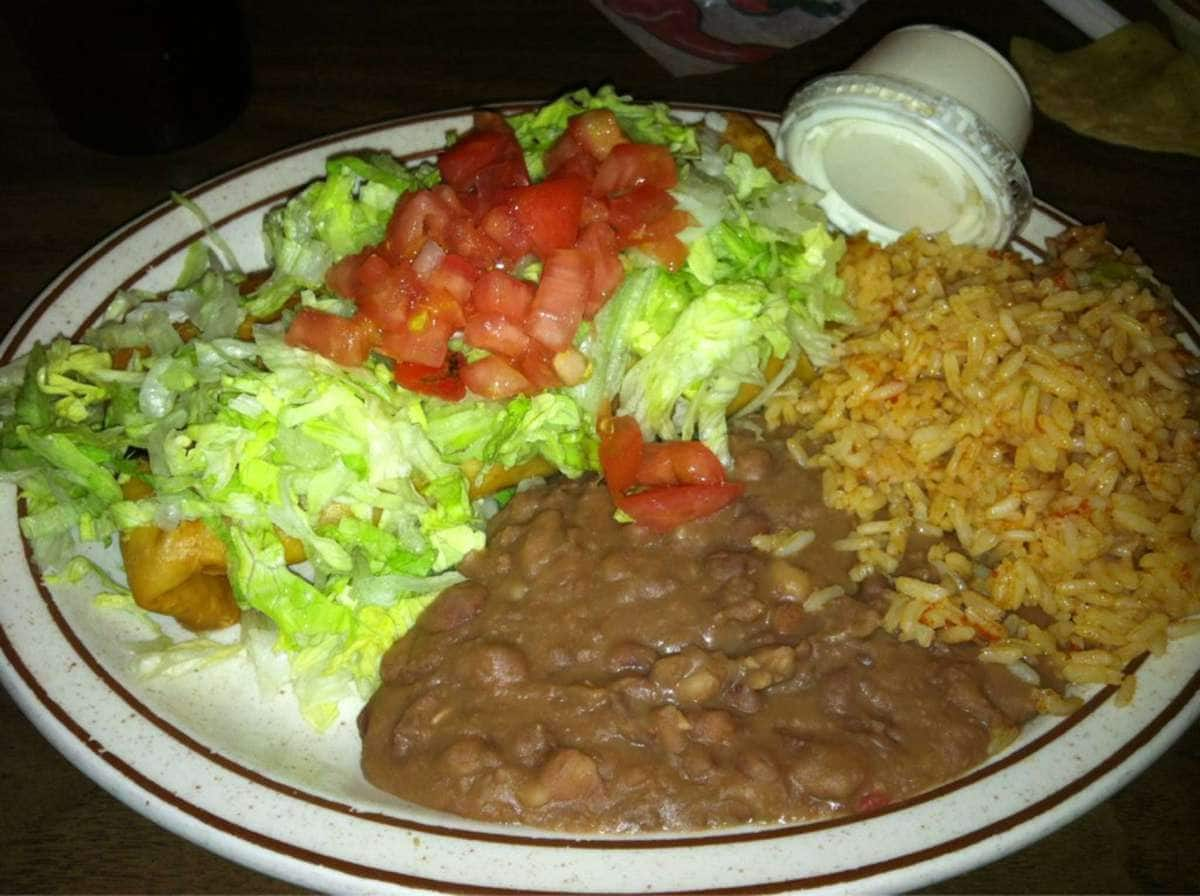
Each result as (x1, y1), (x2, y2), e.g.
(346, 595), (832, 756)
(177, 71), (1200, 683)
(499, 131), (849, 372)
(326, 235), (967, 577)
(1, 106), (1198, 895)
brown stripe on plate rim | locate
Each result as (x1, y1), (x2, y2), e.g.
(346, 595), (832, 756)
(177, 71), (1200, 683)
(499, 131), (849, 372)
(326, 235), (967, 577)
(5, 564), (1197, 895)
(11, 516), (1139, 849)
(0, 124), (1110, 847)
(2, 106), (1197, 890)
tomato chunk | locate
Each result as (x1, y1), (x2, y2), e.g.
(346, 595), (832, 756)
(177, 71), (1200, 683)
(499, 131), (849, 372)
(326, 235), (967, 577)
(461, 354), (532, 399)
(598, 415), (644, 497)
(508, 176), (587, 258)
(385, 190), (455, 261)
(544, 131), (597, 181)
(471, 269), (535, 321)
(516, 343), (561, 391)
(618, 483), (743, 532)
(575, 222), (625, 316)
(325, 250), (367, 301)
(354, 254), (422, 330)
(637, 441), (726, 487)
(377, 312), (453, 367)
(593, 143), (678, 197)
(567, 109), (629, 161)
(598, 415), (743, 530)
(394, 352), (467, 401)
(438, 116), (529, 213)
(526, 248), (590, 351)
(607, 184), (676, 238)
(285, 309), (379, 366)
(463, 312), (531, 358)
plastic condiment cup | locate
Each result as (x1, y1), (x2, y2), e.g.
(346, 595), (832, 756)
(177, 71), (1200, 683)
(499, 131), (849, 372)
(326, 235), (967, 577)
(776, 25), (1034, 249)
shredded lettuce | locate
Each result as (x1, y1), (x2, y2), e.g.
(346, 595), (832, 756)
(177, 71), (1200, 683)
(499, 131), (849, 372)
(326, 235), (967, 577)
(0, 87), (856, 730)
(509, 86), (700, 179)
(246, 153), (439, 320)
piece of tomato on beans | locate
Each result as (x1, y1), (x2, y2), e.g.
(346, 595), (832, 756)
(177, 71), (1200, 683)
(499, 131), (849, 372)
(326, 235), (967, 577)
(394, 352), (467, 401)
(593, 143), (678, 197)
(461, 353), (532, 400)
(618, 483), (743, 532)
(285, 309), (379, 367)
(598, 415), (743, 530)
(598, 415), (644, 497)
(637, 440), (726, 487)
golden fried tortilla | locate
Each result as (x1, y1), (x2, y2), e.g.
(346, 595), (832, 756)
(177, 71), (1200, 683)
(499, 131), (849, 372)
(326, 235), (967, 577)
(720, 111), (796, 182)
(1011, 22), (1200, 156)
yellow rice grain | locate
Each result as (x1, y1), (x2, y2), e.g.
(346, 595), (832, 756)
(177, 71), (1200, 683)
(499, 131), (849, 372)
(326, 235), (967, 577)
(765, 225), (1200, 705)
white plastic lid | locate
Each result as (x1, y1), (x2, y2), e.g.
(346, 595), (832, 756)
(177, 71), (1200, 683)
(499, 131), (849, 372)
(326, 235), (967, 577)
(776, 27), (1033, 249)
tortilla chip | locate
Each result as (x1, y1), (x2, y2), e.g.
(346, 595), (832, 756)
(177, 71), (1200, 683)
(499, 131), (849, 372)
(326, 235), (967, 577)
(1011, 22), (1200, 156)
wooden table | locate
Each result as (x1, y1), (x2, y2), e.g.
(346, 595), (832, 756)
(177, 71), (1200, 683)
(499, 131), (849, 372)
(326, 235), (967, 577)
(2, 1), (1197, 892)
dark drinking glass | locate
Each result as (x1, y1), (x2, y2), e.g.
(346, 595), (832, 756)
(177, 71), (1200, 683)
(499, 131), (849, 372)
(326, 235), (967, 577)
(6, 1), (250, 154)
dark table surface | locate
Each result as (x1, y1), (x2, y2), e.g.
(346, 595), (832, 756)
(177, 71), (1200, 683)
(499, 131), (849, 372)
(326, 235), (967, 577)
(2, 1), (1198, 893)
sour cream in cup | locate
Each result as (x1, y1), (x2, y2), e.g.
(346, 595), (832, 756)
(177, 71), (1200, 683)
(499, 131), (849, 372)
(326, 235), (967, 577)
(777, 25), (1033, 249)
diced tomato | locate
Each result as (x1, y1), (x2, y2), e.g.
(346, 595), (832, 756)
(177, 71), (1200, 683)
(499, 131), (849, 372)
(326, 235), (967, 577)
(394, 352), (466, 401)
(579, 195), (609, 227)
(856, 790), (892, 814)
(617, 483), (743, 532)
(636, 233), (690, 272)
(508, 176), (588, 258)
(598, 415), (644, 497)
(445, 217), (502, 270)
(526, 248), (591, 351)
(354, 254), (422, 330)
(285, 309), (379, 367)
(425, 254), (478, 302)
(598, 415), (742, 530)
(438, 116), (529, 213)
(480, 203), (533, 262)
(607, 184), (676, 237)
(429, 184), (468, 218)
(461, 354), (532, 399)
(420, 288), (468, 331)
(385, 190), (454, 261)
(593, 143), (677, 197)
(471, 269), (535, 321)
(623, 208), (694, 272)
(567, 109), (629, 161)
(325, 250), (367, 300)
(377, 311), (453, 368)
(545, 132), (598, 181)
(463, 312), (531, 358)
(515, 343), (561, 391)
(574, 222), (625, 316)
(637, 441), (726, 487)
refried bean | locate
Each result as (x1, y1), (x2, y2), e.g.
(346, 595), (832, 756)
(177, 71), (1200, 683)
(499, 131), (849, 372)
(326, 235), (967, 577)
(359, 433), (1037, 832)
